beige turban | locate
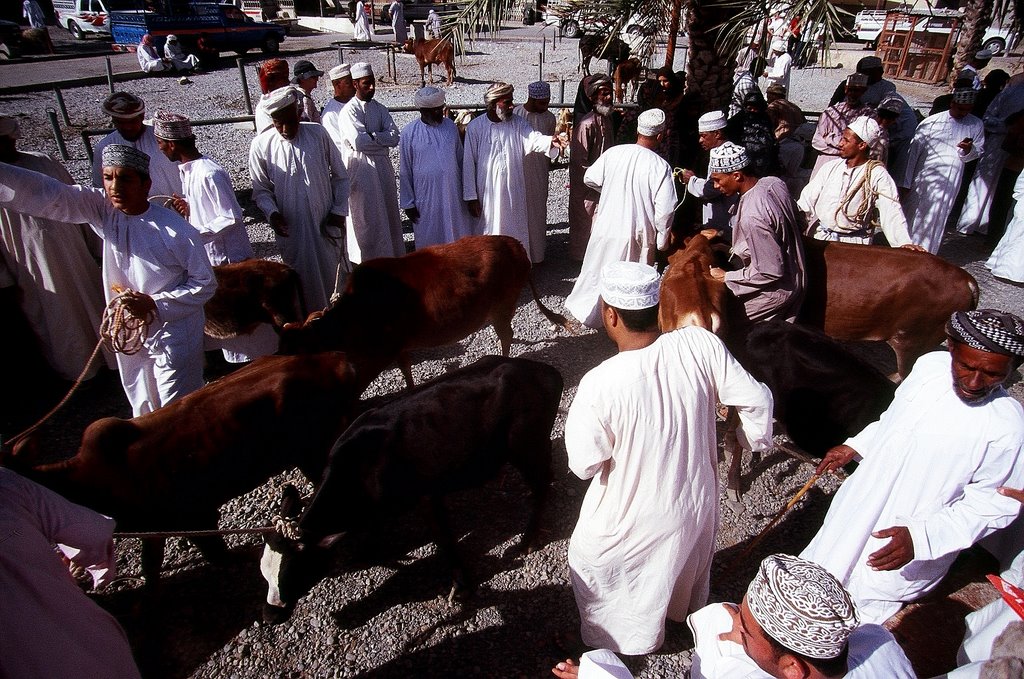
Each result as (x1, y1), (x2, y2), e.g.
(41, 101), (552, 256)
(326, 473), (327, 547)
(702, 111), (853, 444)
(485, 82), (514, 105)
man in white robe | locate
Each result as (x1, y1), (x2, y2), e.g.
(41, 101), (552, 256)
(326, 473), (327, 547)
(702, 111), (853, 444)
(900, 88), (984, 254)
(564, 108), (675, 329)
(253, 59), (294, 134)
(688, 554), (914, 678)
(250, 87), (350, 315)
(321, 63), (356, 149)
(389, 0), (407, 43)
(798, 116), (917, 247)
(463, 82), (564, 256)
(339, 62), (404, 263)
(956, 81), (1024, 236)
(0, 144), (216, 416)
(0, 467), (142, 679)
(679, 110), (738, 237)
(801, 309), (1024, 625)
(568, 74), (615, 262)
(155, 112), (278, 363)
(763, 41), (792, 95)
(137, 33), (170, 73)
(163, 34), (199, 72)
(567, 261), (773, 655)
(514, 80), (557, 263)
(987, 167), (1024, 282)
(353, 0), (372, 40)
(92, 92), (182, 199)
(398, 86), (477, 248)
(0, 116), (108, 382)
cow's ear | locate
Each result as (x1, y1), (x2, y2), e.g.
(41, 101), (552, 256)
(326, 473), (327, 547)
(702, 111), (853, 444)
(318, 532), (346, 549)
(280, 484), (303, 519)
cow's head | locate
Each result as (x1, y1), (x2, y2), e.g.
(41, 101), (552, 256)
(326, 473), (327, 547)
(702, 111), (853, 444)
(260, 484), (342, 624)
(402, 37), (415, 53)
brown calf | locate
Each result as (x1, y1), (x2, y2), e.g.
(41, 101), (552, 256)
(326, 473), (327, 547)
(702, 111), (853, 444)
(204, 259), (302, 339)
(402, 37), (456, 86)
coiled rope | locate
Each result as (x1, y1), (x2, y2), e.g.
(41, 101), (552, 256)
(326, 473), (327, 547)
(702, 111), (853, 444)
(832, 159), (891, 234)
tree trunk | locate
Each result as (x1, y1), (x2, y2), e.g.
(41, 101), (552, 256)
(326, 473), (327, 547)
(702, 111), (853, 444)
(684, 0), (738, 110)
(664, 0), (683, 69)
(951, 0), (993, 84)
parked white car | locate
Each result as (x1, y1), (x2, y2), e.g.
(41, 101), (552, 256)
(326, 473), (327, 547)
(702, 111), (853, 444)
(53, 0), (114, 39)
(854, 8), (1013, 54)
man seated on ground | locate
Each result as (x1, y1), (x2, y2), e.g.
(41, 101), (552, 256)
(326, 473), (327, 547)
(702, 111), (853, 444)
(137, 33), (171, 73)
(688, 554), (915, 678)
(163, 34), (200, 72)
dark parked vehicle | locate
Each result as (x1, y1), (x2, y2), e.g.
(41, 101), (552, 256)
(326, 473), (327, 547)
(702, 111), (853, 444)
(110, 2), (287, 54)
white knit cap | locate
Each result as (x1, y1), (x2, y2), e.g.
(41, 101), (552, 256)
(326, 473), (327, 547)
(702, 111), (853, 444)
(528, 80), (551, 99)
(847, 115), (880, 146)
(953, 87), (978, 104)
(709, 141), (750, 173)
(637, 108), (666, 136)
(600, 261), (660, 310)
(746, 554), (858, 660)
(351, 62), (373, 79)
(698, 110), (727, 132)
(264, 86), (298, 114)
(415, 86), (446, 109)
(329, 63), (351, 81)
(0, 115), (19, 139)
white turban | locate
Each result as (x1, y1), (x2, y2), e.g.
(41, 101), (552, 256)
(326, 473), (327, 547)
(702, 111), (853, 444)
(329, 64), (351, 81)
(698, 110), (727, 132)
(637, 108), (666, 136)
(264, 86), (298, 114)
(415, 86), (446, 109)
(747, 554), (858, 660)
(847, 116), (880, 146)
(0, 115), (19, 139)
(771, 40), (787, 53)
(600, 261), (660, 310)
(350, 62), (373, 80)
(709, 141), (749, 173)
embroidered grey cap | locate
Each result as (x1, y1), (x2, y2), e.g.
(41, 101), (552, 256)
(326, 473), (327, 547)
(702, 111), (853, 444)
(709, 141), (750, 173)
(101, 143), (150, 175)
(947, 309), (1024, 358)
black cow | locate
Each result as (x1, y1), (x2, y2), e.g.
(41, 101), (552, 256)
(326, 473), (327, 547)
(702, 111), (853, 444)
(259, 356), (564, 622)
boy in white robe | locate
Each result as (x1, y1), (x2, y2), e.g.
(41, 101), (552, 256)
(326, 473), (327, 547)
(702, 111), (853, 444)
(339, 62), (405, 263)
(564, 108), (675, 329)
(0, 144), (216, 416)
(801, 309), (1024, 625)
(514, 81), (557, 263)
(321, 63), (356, 150)
(249, 87), (350, 314)
(399, 86), (477, 248)
(566, 261), (772, 655)
(900, 88), (984, 254)
(463, 82), (565, 256)
(155, 112), (278, 363)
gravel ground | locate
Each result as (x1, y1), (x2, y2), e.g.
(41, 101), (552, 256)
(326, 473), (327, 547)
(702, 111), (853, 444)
(1, 34), (1023, 679)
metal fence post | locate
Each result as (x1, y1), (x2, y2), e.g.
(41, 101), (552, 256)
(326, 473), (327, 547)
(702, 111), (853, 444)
(105, 57), (114, 94)
(236, 57), (254, 116)
(46, 109), (70, 161)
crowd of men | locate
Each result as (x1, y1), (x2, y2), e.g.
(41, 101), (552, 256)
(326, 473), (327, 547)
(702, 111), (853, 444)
(1, 42), (1024, 678)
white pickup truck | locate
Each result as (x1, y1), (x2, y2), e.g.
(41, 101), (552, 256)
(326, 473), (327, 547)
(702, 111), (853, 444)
(854, 8), (1013, 54)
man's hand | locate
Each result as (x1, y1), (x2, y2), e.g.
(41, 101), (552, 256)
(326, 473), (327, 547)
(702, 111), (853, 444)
(998, 486), (1024, 503)
(121, 290), (157, 319)
(709, 266), (726, 281)
(717, 603), (743, 645)
(467, 199), (482, 218)
(404, 206), (420, 223)
(551, 133), (568, 151)
(680, 168), (695, 183)
(169, 194), (190, 219)
(867, 526), (914, 570)
(899, 243), (927, 252)
(321, 213), (346, 242)
(815, 444), (858, 475)
(958, 137), (974, 154)
(269, 212), (289, 237)
(551, 658), (579, 678)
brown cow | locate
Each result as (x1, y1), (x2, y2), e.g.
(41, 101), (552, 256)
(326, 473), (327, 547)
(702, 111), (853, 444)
(279, 235), (570, 386)
(579, 33), (630, 76)
(402, 37), (456, 86)
(612, 57), (643, 103)
(660, 235), (978, 499)
(2, 351), (388, 585)
(204, 259), (302, 339)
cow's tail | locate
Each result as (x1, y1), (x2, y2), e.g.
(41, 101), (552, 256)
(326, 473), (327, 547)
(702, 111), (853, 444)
(967, 276), (981, 310)
(526, 271), (573, 332)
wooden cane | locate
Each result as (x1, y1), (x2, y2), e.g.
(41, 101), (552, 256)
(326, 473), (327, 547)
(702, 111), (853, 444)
(729, 472), (821, 572)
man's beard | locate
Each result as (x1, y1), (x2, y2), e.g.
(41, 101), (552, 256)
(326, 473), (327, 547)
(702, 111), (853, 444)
(495, 106), (513, 122)
(594, 104), (613, 117)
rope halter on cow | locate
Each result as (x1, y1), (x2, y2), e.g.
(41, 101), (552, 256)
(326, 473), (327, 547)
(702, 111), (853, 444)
(101, 287), (156, 356)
